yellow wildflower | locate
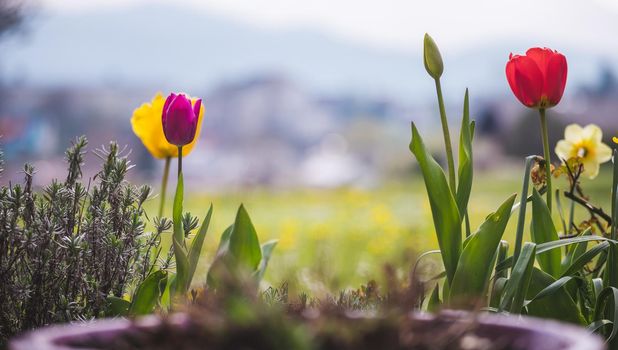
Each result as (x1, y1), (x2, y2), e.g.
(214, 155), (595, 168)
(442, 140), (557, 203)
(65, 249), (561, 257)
(131, 92), (205, 159)
(555, 124), (611, 179)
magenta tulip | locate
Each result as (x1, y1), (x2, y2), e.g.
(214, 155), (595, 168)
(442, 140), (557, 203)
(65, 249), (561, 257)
(162, 93), (202, 147)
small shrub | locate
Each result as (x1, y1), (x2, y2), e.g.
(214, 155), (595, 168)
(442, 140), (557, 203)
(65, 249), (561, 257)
(0, 137), (160, 341)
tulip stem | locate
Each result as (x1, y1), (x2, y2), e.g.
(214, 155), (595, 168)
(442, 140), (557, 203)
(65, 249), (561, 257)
(434, 78), (456, 194)
(158, 156), (171, 218)
(177, 146), (183, 176)
(539, 108), (552, 213)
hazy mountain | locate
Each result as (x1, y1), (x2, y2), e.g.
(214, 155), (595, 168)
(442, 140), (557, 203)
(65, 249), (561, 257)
(0, 4), (614, 102)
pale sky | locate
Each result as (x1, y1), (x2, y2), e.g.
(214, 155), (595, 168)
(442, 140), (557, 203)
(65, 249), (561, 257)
(38, 0), (618, 56)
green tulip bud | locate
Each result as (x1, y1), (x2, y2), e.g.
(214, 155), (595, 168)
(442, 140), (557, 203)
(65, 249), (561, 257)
(423, 33), (444, 80)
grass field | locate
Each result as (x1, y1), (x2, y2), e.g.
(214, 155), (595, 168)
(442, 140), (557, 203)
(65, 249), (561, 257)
(146, 165), (615, 296)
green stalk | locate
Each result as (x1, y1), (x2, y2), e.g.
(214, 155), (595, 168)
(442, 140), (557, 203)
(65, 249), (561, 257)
(611, 150), (618, 240)
(177, 146), (183, 176)
(158, 156), (171, 218)
(539, 108), (552, 213)
(513, 156), (535, 266)
(434, 78), (456, 194)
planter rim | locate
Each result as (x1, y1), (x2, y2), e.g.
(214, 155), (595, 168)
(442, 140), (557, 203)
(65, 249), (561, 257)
(10, 310), (605, 350)
(414, 310), (605, 350)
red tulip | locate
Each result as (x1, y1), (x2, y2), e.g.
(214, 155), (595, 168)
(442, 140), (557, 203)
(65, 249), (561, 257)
(162, 93), (202, 147)
(506, 48), (567, 109)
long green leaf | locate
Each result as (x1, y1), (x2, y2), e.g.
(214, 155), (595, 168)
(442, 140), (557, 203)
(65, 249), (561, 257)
(187, 204), (213, 284)
(593, 287), (618, 342)
(455, 89), (473, 218)
(610, 149), (618, 239)
(129, 270), (167, 316)
(561, 242), (609, 277)
(530, 188), (562, 277)
(525, 275), (579, 305)
(496, 233), (604, 272)
(229, 204), (262, 271)
(526, 268), (586, 325)
(206, 225), (234, 288)
(513, 156), (535, 266)
(172, 172), (189, 295)
(105, 296), (130, 317)
(500, 242), (536, 313)
(255, 240), (278, 281)
(410, 123), (462, 284)
(450, 194), (516, 307)
(427, 284), (441, 313)
(172, 236), (190, 294)
(172, 172), (184, 244)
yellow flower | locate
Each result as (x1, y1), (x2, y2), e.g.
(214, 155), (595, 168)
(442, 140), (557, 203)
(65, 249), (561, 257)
(131, 93), (205, 159)
(555, 124), (611, 179)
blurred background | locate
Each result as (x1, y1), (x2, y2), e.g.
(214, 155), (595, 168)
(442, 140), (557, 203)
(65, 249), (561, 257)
(1, 0), (617, 292)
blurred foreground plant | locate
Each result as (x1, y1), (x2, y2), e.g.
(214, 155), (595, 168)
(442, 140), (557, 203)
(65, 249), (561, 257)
(0, 137), (159, 342)
(412, 35), (618, 345)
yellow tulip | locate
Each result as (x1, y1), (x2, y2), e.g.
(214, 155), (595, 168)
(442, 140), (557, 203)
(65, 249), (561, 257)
(131, 92), (205, 159)
(555, 124), (611, 179)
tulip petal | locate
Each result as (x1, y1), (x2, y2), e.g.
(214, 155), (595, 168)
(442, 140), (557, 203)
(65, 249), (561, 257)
(163, 94), (195, 146)
(163, 93), (177, 117)
(525, 48), (553, 77)
(564, 124), (584, 143)
(544, 53), (567, 106)
(193, 99), (202, 122)
(506, 55), (543, 107)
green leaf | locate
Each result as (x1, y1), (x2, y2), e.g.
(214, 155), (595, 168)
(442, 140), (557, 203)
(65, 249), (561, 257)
(525, 275), (580, 305)
(450, 194), (516, 307)
(513, 156), (535, 266)
(490, 277), (508, 309)
(593, 287), (618, 342)
(427, 284), (441, 313)
(255, 240), (278, 282)
(105, 296), (130, 317)
(526, 268), (586, 325)
(589, 320), (613, 333)
(229, 204), (262, 271)
(173, 236), (190, 294)
(456, 89), (473, 219)
(610, 149), (618, 239)
(593, 278), (604, 298)
(410, 123), (462, 284)
(171, 171), (189, 295)
(160, 273), (176, 310)
(495, 233), (604, 273)
(607, 241), (618, 288)
(216, 225), (234, 255)
(561, 242), (609, 277)
(173, 172), (184, 245)
(187, 204), (213, 284)
(500, 242), (536, 313)
(495, 240), (509, 279)
(530, 189), (562, 277)
(206, 225), (234, 288)
(129, 270), (168, 316)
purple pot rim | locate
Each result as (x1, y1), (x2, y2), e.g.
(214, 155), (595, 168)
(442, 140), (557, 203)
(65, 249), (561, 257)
(10, 310), (605, 350)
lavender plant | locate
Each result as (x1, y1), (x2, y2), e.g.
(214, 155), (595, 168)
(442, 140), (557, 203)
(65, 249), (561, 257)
(0, 137), (162, 342)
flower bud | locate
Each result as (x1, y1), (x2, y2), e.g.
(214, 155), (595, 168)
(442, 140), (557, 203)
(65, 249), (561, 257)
(423, 33), (444, 80)
(162, 93), (202, 147)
